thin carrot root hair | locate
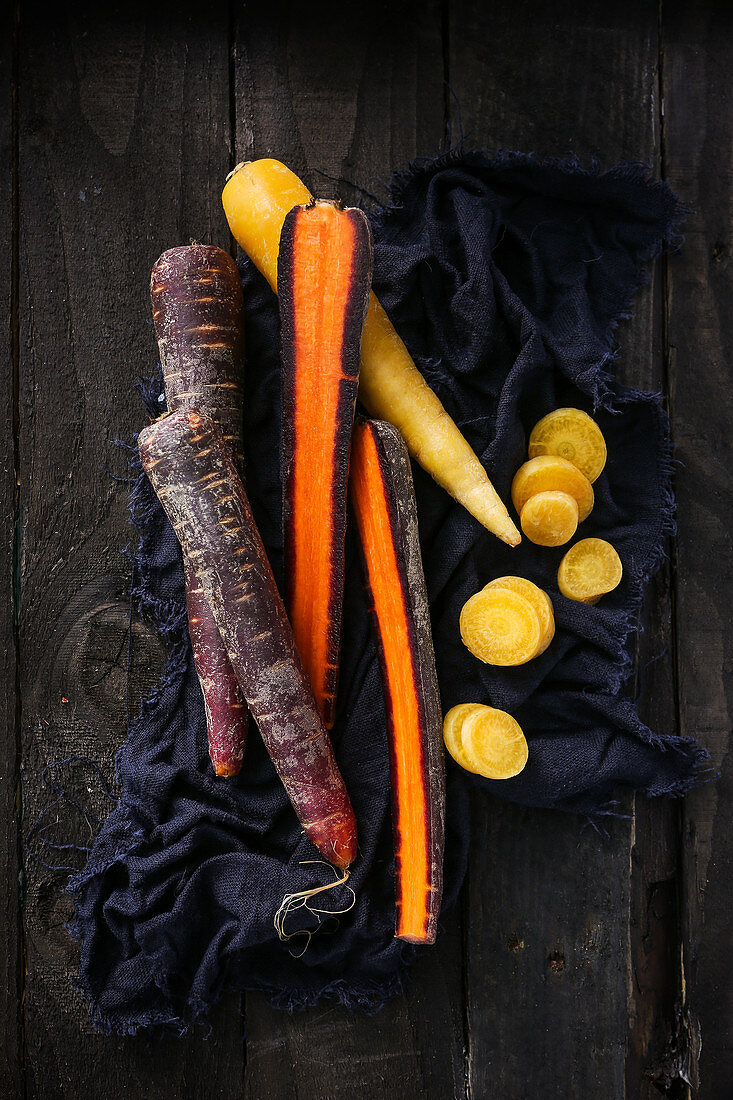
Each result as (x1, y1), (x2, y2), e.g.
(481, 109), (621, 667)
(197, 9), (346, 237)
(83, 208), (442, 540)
(273, 862), (356, 957)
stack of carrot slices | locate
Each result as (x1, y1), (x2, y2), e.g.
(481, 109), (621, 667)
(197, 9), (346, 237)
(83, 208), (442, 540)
(512, 408), (606, 546)
(443, 703), (528, 780)
(460, 576), (555, 666)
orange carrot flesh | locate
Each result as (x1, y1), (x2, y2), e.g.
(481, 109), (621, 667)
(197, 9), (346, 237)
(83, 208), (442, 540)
(351, 420), (444, 943)
(279, 203), (372, 728)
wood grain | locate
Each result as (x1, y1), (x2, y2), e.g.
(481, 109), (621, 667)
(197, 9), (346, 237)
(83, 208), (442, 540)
(447, 0), (660, 162)
(17, 3), (243, 1096)
(236, 0), (445, 202)
(448, 2), (680, 1096)
(612, 20), (686, 1100)
(662, 3), (733, 1096)
(1, 3), (21, 1094)
(235, 5), (467, 1098)
(5, 2), (731, 1095)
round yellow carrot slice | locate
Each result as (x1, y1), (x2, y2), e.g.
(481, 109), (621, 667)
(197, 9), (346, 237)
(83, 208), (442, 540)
(460, 706), (529, 779)
(557, 537), (623, 602)
(484, 576), (555, 655)
(460, 588), (541, 666)
(528, 407), (607, 483)
(443, 703), (484, 770)
(520, 490), (579, 546)
(511, 455), (594, 522)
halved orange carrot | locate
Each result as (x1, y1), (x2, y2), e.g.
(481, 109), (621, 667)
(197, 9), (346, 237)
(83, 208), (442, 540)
(350, 418), (445, 944)
(278, 202), (372, 728)
(223, 160), (520, 546)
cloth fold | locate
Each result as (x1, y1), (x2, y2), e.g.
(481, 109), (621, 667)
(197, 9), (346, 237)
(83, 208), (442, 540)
(67, 150), (706, 1034)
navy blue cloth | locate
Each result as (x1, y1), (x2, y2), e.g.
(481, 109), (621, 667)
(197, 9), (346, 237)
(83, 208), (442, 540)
(67, 151), (707, 1034)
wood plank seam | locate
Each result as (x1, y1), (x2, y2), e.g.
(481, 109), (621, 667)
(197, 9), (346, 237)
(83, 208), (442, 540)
(227, 0), (238, 261)
(230, 3), (248, 1082)
(662, 3), (733, 1093)
(445, 13), (472, 1097)
(624, 7), (692, 1094)
(11, 0), (25, 1091)
(658, 6), (695, 1084)
(440, 0), (451, 148)
(659, 1), (702, 1090)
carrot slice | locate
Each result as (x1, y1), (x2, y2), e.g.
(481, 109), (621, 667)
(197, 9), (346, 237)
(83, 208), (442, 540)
(443, 703), (483, 769)
(528, 408), (607, 483)
(460, 707), (529, 779)
(278, 201), (372, 728)
(351, 418), (445, 945)
(483, 576), (555, 655)
(520, 489), (579, 546)
(557, 537), (623, 603)
(460, 588), (541, 666)
(511, 456), (594, 522)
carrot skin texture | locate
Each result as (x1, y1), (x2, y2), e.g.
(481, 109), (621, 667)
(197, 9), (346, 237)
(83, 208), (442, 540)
(138, 410), (357, 870)
(222, 160), (520, 546)
(150, 245), (249, 777)
(278, 202), (373, 728)
(151, 246), (246, 467)
(350, 418), (445, 943)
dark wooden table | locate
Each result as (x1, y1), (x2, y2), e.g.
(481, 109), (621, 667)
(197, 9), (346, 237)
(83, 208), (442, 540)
(2, 2), (731, 1097)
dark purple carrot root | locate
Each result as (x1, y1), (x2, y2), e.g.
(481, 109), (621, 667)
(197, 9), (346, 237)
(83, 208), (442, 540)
(151, 245), (248, 776)
(138, 408), (357, 870)
(350, 418), (445, 943)
(278, 202), (372, 729)
(151, 246), (246, 467)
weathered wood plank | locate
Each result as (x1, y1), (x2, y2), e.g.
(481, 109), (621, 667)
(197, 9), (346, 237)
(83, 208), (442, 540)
(235, 4), (467, 1097)
(0, 2), (21, 1094)
(662, 2), (733, 1095)
(447, 0), (660, 161)
(236, 0), (443, 204)
(616, 35), (685, 1100)
(624, 231), (682, 1088)
(18, 4), (243, 1095)
(449, 2), (673, 1096)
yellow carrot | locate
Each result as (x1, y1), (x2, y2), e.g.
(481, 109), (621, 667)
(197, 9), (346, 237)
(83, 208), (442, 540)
(222, 159), (520, 546)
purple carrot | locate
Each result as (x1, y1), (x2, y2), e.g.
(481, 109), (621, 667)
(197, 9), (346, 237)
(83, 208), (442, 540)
(138, 409), (358, 870)
(350, 418), (445, 942)
(150, 245), (248, 776)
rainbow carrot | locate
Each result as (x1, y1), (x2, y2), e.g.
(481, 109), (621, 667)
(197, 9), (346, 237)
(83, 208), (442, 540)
(350, 418), (445, 942)
(278, 201), (372, 727)
(222, 160), (520, 545)
(139, 409), (357, 869)
(150, 245), (249, 776)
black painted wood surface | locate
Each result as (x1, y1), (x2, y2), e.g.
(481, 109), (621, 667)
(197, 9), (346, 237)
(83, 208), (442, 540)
(3, 2), (731, 1097)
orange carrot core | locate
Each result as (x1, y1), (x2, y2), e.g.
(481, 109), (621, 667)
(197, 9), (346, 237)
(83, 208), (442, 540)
(289, 208), (355, 720)
(280, 203), (373, 729)
(351, 427), (431, 941)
